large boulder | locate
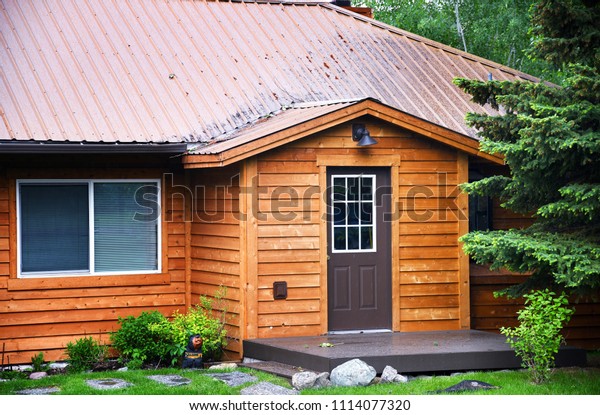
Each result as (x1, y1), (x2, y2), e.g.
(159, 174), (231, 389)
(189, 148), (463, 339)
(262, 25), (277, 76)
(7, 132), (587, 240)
(330, 359), (376, 387)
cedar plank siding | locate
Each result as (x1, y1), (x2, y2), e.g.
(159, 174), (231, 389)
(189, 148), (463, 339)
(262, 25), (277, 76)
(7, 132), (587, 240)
(251, 119), (467, 338)
(471, 264), (600, 350)
(0, 155), (187, 364)
(189, 166), (244, 358)
(256, 147), (323, 338)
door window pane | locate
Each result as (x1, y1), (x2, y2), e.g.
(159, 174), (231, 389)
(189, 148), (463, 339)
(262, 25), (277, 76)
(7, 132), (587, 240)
(333, 203), (346, 225)
(361, 202), (373, 224)
(361, 177), (373, 200)
(347, 178), (359, 200)
(347, 202), (360, 225)
(333, 178), (345, 201)
(334, 227), (346, 250)
(361, 227), (374, 249)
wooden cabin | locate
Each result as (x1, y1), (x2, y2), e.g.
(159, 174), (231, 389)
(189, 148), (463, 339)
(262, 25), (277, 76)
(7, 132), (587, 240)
(1, 0), (598, 365)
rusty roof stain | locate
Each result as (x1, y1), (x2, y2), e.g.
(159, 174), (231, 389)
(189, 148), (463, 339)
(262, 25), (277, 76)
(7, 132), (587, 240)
(0, 0), (537, 147)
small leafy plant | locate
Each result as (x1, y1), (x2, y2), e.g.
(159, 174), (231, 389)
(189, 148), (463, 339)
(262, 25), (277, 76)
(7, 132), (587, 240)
(500, 289), (574, 384)
(30, 352), (49, 372)
(150, 289), (229, 363)
(65, 336), (108, 373)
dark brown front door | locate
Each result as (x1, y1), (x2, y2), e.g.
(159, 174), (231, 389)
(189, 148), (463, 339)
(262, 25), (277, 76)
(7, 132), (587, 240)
(327, 167), (392, 331)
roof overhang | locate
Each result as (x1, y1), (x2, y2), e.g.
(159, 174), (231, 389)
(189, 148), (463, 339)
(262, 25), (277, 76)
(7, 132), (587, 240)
(0, 142), (188, 154)
(182, 98), (503, 168)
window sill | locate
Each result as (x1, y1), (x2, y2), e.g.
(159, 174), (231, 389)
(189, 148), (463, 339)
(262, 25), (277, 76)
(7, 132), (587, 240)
(7, 272), (170, 291)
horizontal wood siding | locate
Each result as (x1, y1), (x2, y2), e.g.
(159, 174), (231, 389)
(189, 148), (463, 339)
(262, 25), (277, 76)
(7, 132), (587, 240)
(255, 149), (322, 338)
(189, 167), (243, 358)
(389, 121), (463, 332)
(254, 120), (465, 337)
(0, 157), (187, 364)
(471, 265), (600, 350)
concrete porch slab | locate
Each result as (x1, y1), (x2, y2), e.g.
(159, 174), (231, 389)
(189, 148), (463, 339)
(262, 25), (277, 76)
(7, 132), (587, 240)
(243, 330), (586, 374)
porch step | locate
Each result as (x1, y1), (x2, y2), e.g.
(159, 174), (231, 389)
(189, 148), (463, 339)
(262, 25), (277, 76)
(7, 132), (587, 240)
(243, 330), (588, 374)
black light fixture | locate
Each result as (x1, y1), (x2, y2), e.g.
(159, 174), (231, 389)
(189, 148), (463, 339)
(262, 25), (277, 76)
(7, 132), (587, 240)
(352, 123), (378, 147)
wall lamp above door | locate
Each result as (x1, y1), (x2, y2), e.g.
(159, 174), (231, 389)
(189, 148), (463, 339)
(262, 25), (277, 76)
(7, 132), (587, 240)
(352, 123), (378, 146)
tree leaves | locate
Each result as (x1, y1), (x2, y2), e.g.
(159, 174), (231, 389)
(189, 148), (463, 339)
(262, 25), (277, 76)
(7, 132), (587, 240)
(461, 230), (600, 296)
(454, 1), (599, 295)
(363, 0), (552, 77)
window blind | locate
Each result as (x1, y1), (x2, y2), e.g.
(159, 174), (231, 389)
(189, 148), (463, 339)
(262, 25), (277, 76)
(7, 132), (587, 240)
(20, 184), (89, 273)
(93, 182), (158, 272)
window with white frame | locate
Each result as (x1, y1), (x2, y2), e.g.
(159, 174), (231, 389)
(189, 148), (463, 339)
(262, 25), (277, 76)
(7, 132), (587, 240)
(17, 180), (160, 277)
(331, 174), (377, 253)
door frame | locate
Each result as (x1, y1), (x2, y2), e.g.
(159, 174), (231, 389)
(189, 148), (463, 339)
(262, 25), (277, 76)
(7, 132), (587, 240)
(326, 167), (392, 332)
(316, 154), (401, 334)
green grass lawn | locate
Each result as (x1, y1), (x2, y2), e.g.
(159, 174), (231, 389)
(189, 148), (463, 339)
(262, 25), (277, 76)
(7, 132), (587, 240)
(1, 365), (598, 395)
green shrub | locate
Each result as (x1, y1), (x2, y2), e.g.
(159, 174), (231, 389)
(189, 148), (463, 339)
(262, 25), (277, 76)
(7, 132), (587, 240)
(65, 336), (108, 373)
(110, 310), (179, 368)
(111, 289), (229, 368)
(30, 352), (48, 372)
(150, 291), (228, 363)
(170, 300), (227, 361)
(500, 289), (574, 384)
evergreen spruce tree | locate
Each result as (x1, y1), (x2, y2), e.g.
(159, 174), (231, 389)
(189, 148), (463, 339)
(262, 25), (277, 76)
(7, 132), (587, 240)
(454, 0), (600, 296)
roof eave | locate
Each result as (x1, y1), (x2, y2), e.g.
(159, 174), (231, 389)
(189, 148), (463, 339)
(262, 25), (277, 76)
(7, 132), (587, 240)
(182, 99), (504, 168)
(0, 142), (188, 154)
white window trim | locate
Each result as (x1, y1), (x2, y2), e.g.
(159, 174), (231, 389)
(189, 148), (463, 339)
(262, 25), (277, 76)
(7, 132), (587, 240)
(16, 178), (162, 278)
(331, 174), (377, 254)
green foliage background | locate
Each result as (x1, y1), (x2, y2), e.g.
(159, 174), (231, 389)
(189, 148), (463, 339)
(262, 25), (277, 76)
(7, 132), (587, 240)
(454, 0), (599, 296)
(358, 1), (600, 295)
(359, 0), (552, 79)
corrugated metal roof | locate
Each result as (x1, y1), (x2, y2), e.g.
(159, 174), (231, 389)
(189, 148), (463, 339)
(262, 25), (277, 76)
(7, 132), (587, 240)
(0, 0), (536, 146)
(190, 99), (361, 155)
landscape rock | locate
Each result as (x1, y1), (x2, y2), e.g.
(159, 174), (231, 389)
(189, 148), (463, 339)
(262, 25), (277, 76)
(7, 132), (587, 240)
(208, 362), (238, 370)
(29, 371), (48, 380)
(432, 380), (500, 394)
(49, 362), (69, 370)
(292, 371), (332, 390)
(380, 366), (409, 383)
(393, 374), (409, 383)
(314, 372), (332, 388)
(147, 374), (192, 386)
(292, 371), (318, 390)
(206, 371), (257, 387)
(240, 381), (299, 395)
(16, 386), (60, 395)
(380, 366), (397, 383)
(86, 378), (133, 390)
(330, 359), (376, 387)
